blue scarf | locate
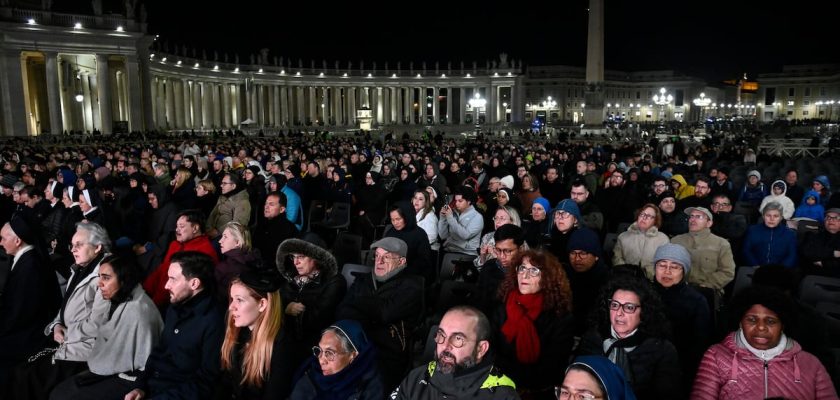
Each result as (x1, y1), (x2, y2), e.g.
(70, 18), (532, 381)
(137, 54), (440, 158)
(296, 346), (377, 400)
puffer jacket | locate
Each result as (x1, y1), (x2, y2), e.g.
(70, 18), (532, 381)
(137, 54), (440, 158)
(691, 332), (837, 400)
(206, 188), (251, 234)
(671, 174), (695, 200)
(794, 190), (825, 221)
(759, 180), (795, 220)
(391, 358), (519, 400)
(613, 223), (670, 278)
(671, 228), (736, 292)
(742, 222), (798, 268)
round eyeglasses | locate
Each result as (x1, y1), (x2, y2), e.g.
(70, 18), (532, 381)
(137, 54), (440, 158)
(312, 346), (349, 362)
(608, 299), (641, 314)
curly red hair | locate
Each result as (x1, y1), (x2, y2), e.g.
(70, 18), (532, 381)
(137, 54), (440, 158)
(497, 249), (573, 316)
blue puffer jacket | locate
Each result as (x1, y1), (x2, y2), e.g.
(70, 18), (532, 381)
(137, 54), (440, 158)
(742, 222), (798, 268)
(793, 190), (825, 221)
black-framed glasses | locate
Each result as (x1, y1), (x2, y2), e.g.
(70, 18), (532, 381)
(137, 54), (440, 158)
(494, 247), (517, 256)
(516, 265), (541, 277)
(312, 346), (348, 362)
(608, 299), (641, 314)
(434, 330), (471, 348)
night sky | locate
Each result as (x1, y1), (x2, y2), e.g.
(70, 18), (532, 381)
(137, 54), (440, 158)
(139, 0), (839, 82)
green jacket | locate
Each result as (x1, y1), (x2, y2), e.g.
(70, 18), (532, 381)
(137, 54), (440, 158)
(390, 360), (519, 400)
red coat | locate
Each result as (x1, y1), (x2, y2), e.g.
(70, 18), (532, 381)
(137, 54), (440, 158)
(692, 332), (837, 400)
(142, 235), (219, 307)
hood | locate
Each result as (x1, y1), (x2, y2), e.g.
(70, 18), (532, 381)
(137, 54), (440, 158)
(671, 174), (689, 188)
(801, 189), (821, 205)
(771, 180), (787, 196)
(149, 184), (172, 205)
(276, 238), (337, 277)
(568, 355), (637, 400)
(394, 201), (418, 230)
(58, 167), (78, 188)
(814, 175), (831, 190)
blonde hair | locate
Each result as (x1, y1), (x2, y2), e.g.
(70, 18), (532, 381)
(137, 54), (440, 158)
(197, 179), (216, 193)
(220, 279), (283, 388)
(223, 221), (252, 251)
(173, 167), (192, 190)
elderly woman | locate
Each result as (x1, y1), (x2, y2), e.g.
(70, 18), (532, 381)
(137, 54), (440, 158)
(476, 205), (524, 267)
(692, 286), (837, 399)
(277, 238), (347, 369)
(493, 249), (574, 399)
(289, 320), (385, 399)
(560, 355), (637, 400)
(651, 244), (711, 394)
(613, 204), (670, 278)
(217, 268), (294, 400)
(742, 201), (797, 268)
(412, 189), (439, 251)
(576, 275), (682, 399)
(12, 222), (111, 399)
(216, 221), (260, 294)
(50, 256), (163, 400)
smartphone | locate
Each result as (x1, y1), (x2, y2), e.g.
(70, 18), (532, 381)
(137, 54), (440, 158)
(445, 194), (453, 205)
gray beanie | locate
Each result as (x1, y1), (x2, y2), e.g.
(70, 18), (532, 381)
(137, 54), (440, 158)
(653, 243), (691, 274)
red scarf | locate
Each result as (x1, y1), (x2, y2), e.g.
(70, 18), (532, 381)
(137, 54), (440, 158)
(501, 290), (544, 364)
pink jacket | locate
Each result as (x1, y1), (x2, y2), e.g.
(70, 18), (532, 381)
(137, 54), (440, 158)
(691, 332), (837, 400)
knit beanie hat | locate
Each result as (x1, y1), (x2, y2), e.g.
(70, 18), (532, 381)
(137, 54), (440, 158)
(653, 243), (691, 274)
(554, 199), (582, 222)
(567, 227), (602, 257)
(532, 197), (551, 213)
(747, 170), (761, 180)
(499, 175), (515, 190)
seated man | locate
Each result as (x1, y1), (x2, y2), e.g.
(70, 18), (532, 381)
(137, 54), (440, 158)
(143, 209), (219, 308)
(252, 192), (299, 270)
(671, 207), (736, 298)
(477, 224), (525, 315)
(391, 305), (518, 399)
(438, 187), (484, 255)
(124, 251), (225, 400)
(569, 180), (604, 234)
(335, 237), (423, 390)
(800, 207), (840, 277)
(563, 227), (609, 336)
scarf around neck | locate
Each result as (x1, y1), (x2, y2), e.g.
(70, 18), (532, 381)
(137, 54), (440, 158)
(501, 290), (544, 364)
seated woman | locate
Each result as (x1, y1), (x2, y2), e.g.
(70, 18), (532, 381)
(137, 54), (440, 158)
(492, 249), (574, 399)
(289, 320), (385, 399)
(216, 221), (260, 295)
(742, 202), (797, 268)
(217, 268), (294, 400)
(11, 222), (111, 400)
(657, 191), (688, 238)
(613, 204), (670, 279)
(576, 274), (682, 399)
(523, 197), (551, 249)
(384, 202), (434, 282)
(560, 355), (637, 400)
(412, 189), (439, 251)
(277, 238), (346, 369)
(50, 256), (164, 400)
(475, 205), (524, 267)
(692, 285), (837, 400)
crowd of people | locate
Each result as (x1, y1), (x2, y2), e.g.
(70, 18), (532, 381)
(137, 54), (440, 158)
(0, 130), (839, 400)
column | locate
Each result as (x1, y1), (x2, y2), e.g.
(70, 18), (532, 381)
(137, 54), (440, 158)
(149, 78), (159, 128)
(213, 83), (221, 128)
(273, 85), (281, 127)
(44, 52), (63, 134)
(393, 87), (401, 124)
(347, 87), (356, 126)
(0, 51), (28, 135)
(96, 54), (113, 134)
(375, 87), (383, 124)
(512, 82), (524, 123)
(404, 87), (411, 125)
(266, 85), (274, 127)
(165, 79), (175, 129)
(307, 86), (316, 125)
(362, 87), (369, 108)
(173, 80), (183, 128)
(459, 87), (466, 124)
(182, 80), (192, 128)
(221, 83), (231, 128)
(432, 86), (440, 125)
(193, 81), (203, 128)
(488, 85), (496, 124)
(296, 86), (304, 125)
(279, 86), (288, 126)
(419, 87), (426, 124)
(137, 49), (153, 131)
(87, 74), (100, 132)
(445, 86), (453, 124)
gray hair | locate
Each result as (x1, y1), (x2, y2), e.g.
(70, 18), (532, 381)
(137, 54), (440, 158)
(763, 201), (784, 216)
(498, 206), (523, 227)
(75, 221), (112, 253)
(321, 326), (356, 354)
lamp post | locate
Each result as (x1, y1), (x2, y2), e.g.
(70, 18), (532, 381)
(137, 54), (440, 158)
(652, 87), (672, 122)
(543, 96), (556, 124)
(692, 92), (711, 122)
(468, 93), (486, 127)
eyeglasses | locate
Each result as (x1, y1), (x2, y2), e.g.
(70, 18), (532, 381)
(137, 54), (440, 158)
(555, 211), (572, 220)
(494, 247), (517, 256)
(311, 346), (349, 362)
(290, 254), (309, 261)
(638, 213), (656, 220)
(608, 299), (641, 314)
(374, 253), (400, 262)
(492, 216), (510, 222)
(516, 265), (541, 277)
(688, 214), (707, 220)
(655, 262), (684, 272)
(826, 215), (840, 221)
(556, 388), (601, 400)
(711, 202), (731, 207)
(434, 330), (471, 348)
(569, 250), (592, 259)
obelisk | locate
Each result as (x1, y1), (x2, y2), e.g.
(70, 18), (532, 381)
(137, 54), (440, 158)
(583, 0), (605, 128)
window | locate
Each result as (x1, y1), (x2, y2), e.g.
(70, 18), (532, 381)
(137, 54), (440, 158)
(820, 87), (827, 96)
(804, 100), (810, 106)
(636, 91), (641, 99)
(803, 110), (809, 116)
(805, 87), (811, 97)
(787, 110), (794, 116)
(765, 87), (776, 105)
(788, 88), (795, 97)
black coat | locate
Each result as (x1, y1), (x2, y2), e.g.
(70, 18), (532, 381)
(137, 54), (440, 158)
(141, 291), (225, 398)
(41, 202), (67, 245)
(492, 305), (574, 393)
(577, 330), (683, 400)
(216, 329), (295, 400)
(800, 229), (840, 276)
(654, 280), (711, 387)
(252, 215), (299, 271)
(564, 259), (610, 336)
(0, 249), (61, 368)
(384, 202), (434, 282)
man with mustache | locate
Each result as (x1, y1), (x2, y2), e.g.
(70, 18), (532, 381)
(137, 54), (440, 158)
(391, 306), (518, 399)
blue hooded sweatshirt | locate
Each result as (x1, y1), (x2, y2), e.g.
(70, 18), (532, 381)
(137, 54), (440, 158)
(794, 190), (825, 221)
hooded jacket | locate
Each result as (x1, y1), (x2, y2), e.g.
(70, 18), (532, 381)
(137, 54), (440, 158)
(671, 174), (695, 200)
(391, 356), (518, 400)
(794, 190), (825, 221)
(759, 180), (795, 220)
(384, 202), (434, 282)
(691, 332), (837, 400)
(742, 221), (798, 268)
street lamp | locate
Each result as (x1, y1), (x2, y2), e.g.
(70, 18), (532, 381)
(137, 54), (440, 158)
(468, 93), (486, 125)
(652, 87), (672, 122)
(542, 96), (556, 123)
(692, 92), (711, 122)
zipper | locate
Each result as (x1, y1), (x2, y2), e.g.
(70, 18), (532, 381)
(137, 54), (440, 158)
(764, 360), (769, 399)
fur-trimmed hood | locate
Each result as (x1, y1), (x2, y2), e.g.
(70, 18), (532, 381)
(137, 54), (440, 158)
(276, 238), (338, 278)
